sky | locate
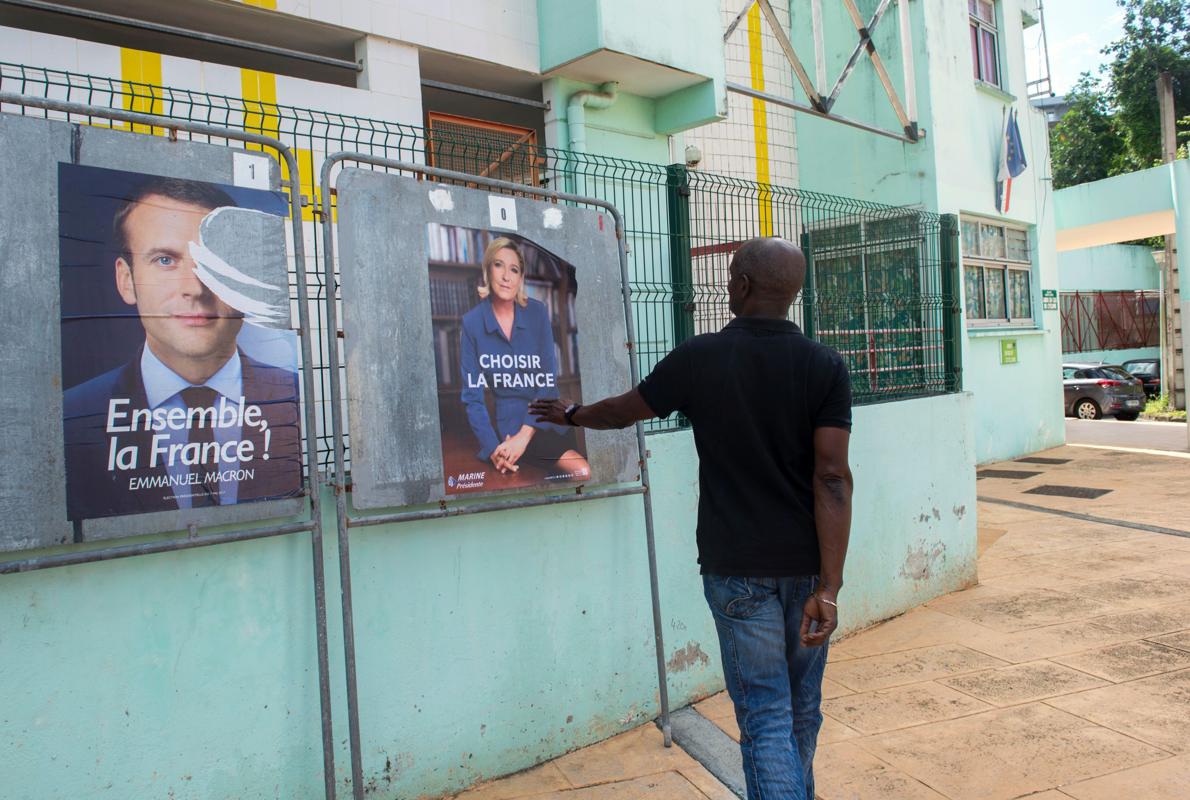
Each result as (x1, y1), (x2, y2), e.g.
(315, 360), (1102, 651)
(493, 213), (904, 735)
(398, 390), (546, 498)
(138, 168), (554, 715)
(1024, 0), (1126, 96)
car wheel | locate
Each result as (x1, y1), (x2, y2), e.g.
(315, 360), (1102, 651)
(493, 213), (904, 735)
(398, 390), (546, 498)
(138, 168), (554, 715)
(1075, 399), (1101, 420)
(1116, 412), (1139, 421)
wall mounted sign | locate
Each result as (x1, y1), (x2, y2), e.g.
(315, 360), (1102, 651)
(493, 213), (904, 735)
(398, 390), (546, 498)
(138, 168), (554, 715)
(1000, 338), (1019, 365)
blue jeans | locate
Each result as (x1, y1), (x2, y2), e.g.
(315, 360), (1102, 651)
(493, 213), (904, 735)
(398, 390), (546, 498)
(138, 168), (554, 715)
(703, 574), (827, 800)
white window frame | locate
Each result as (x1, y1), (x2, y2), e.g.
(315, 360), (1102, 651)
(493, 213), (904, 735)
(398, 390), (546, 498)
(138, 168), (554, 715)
(968, 0), (1001, 88)
(962, 216), (1034, 328)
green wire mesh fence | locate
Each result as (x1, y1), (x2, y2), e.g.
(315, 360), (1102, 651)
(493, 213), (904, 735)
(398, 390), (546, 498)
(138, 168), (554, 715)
(1, 62), (961, 472)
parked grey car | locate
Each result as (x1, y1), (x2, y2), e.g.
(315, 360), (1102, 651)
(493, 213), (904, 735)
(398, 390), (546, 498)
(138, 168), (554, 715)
(1063, 363), (1147, 420)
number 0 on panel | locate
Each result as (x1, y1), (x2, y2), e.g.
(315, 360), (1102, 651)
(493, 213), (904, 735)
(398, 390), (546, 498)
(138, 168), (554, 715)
(488, 195), (518, 231)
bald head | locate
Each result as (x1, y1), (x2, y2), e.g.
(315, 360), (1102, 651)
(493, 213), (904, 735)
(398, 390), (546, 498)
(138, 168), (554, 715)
(727, 237), (806, 318)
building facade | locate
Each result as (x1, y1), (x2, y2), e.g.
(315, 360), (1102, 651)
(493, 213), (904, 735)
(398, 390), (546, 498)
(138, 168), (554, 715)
(0, 2), (1067, 797)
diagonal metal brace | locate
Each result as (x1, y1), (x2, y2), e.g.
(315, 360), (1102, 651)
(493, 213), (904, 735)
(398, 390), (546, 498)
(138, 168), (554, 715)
(824, 0), (913, 139)
(756, 0), (827, 112)
(723, 0), (755, 42)
(841, 0), (914, 136)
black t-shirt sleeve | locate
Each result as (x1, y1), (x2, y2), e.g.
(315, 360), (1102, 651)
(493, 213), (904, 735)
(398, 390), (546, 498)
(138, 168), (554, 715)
(637, 343), (693, 419)
(814, 354), (853, 431)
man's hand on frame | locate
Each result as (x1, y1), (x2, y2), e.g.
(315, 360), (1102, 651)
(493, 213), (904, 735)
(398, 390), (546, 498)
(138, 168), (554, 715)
(529, 398), (568, 426)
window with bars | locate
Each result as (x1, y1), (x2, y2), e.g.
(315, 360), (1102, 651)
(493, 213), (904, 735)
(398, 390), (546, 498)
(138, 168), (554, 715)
(809, 215), (935, 395)
(961, 217), (1033, 326)
(968, 0), (1001, 87)
(426, 113), (540, 186)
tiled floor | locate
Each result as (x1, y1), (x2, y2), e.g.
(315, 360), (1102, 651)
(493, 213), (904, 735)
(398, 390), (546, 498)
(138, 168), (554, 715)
(452, 445), (1190, 799)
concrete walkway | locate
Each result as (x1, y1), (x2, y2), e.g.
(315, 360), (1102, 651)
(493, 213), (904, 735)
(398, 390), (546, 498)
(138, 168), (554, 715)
(450, 444), (1190, 799)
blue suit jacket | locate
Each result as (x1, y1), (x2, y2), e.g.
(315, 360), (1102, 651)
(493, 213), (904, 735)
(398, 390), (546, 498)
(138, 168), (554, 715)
(459, 297), (564, 461)
(62, 349), (303, 521)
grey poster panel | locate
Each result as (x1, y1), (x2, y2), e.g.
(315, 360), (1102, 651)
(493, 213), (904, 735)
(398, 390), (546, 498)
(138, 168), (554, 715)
(0, 113), (304, 553)
(336, 170), (639, 510)
(0, 114), (74, 551)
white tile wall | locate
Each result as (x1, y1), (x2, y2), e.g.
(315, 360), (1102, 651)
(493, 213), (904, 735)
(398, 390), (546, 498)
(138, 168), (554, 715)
(162, 55), (203, 95)
(199, 62), (245, 100)
(34, 30), (80, 73)
(684, 0), (798, 188)
(340, 0), (372, 32)
(75, 38), (122, 79)
(0, 25), (33, 65)
(307, 0), (343, 25)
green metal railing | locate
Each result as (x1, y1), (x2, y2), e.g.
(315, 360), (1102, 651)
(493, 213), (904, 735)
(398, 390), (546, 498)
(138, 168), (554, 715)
(0, 62), (961, 467)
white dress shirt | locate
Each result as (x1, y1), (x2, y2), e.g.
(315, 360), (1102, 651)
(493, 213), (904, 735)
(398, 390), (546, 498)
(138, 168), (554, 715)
(140, 346), (244, 507)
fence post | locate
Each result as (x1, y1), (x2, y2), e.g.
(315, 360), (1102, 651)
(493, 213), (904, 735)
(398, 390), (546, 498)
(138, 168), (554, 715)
(939, 214), (962, 391)
(800, 230), (816, 339)
(666, 164), (694, 348)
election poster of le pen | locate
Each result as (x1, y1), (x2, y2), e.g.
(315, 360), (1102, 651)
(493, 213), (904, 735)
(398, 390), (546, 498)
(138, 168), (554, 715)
(428, 223), (590, 495)
(58, 163), (303, 521)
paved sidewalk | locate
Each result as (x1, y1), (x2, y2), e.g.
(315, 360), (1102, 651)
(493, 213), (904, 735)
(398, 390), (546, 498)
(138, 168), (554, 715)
(452, 444), (1190, 799)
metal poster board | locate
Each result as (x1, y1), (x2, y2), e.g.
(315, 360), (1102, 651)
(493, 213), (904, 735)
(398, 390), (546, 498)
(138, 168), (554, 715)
(335, 171), (639, 510)
(0, 114), (305, 550)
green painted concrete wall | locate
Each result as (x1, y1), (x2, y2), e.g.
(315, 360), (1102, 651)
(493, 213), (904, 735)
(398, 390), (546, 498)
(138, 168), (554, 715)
(538, 0), (722, 86)
(1053, 158), (1189, 391)
(537, 0), (602, 72)
(542, 77), (671, 164)
(967, 329), (1065, 464)
(1059, 245), (1160, 293)
(789, 0), (936, 209)
(538, 0), (725, 133)
(1054, 164), (1174, 233)
(1, 392), (975, 799)
(596, 0), (721, 89)
(1057, 245), (1161, 369)
(1065, 346), (1159, 367)
(792, 0), (1063, 464)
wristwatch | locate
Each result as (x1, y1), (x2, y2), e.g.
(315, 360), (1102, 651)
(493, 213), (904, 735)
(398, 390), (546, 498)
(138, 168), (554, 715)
(563, 403), (582, 426)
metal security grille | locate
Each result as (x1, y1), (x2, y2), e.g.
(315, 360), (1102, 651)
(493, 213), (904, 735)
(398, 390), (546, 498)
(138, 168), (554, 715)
(680, 170), (959, 402)
(1060, 290), (1161, 354)
(426, 112), (540, 186)
(0, 61), (961, 469)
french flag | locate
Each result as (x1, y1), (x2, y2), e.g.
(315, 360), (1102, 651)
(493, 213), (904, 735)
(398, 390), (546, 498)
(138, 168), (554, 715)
(996, 109), (1027, 213)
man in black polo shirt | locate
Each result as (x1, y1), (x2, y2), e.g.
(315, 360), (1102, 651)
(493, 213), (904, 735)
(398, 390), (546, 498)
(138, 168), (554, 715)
(531, 237), (853, 800)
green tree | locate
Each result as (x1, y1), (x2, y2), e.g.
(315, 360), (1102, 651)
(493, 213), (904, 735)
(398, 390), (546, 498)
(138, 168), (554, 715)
(1049, 1), (1190, 187)
(1104, 0), (1190, 167)
(1050, 75), (1131, 189)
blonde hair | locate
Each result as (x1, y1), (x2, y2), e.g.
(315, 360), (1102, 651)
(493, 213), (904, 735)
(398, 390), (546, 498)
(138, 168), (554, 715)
(477, 237), (528, 307)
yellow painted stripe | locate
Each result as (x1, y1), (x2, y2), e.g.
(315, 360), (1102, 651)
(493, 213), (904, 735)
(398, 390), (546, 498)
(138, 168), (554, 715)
(119, 48), (163, 134)
(242, 0), (277, 8)
(239, 61), (327, 221)
(746, 4), (773, 236)
(241, 68), (281, 140)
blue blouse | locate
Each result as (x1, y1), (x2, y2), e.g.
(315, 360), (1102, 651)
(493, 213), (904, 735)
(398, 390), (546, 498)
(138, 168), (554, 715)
(459, 297), (564, 461)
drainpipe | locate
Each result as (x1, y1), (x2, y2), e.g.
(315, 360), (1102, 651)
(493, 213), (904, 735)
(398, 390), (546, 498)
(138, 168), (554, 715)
(564, 81), (618, 196)
(567, 81), (619, 153)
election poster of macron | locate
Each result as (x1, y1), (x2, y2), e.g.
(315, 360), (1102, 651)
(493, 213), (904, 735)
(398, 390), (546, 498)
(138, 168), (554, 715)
(58, 163), (304, 521)
(427, 223), (590, 495)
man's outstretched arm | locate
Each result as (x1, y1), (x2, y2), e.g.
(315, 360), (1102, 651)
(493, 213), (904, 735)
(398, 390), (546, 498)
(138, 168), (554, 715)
(800, 425), (853, 647)
(529, 389), (656, 430)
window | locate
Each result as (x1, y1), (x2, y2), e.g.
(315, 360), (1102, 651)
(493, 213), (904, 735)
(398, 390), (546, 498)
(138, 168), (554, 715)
(426, 113), (540, 186)
(962, 217), (1033, 326)
(808, 214), (932, 395)
(969, 0), (1000, 87)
